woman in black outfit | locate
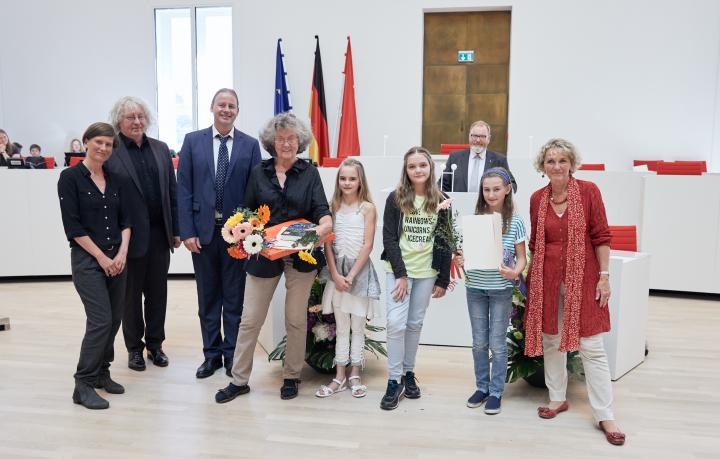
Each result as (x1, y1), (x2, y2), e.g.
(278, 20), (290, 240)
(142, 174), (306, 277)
(216, 112), (332, 403)
(57, 122), (132, 409)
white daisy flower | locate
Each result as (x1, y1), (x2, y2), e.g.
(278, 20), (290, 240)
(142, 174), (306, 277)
(243, 233), (264, 255)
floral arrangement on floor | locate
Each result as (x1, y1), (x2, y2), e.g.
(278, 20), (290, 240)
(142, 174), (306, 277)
(506, 268), (583, 385)
(268, 278), (388, 373)
(221, 205), (317, 264)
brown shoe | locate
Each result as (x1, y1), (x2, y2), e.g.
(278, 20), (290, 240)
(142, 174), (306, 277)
(537, 401), (569, 419)
(598, 422), (626, 446)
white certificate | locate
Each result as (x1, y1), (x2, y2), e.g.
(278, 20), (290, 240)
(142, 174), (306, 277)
(461, 213), (503, 270)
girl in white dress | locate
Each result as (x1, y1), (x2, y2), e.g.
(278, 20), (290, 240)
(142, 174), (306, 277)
(315, 159), (380, 398)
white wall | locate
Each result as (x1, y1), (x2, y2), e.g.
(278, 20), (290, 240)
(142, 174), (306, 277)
(1, 0), (720, 171)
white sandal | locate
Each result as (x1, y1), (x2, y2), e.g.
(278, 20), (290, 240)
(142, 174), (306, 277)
(315, 378), (347, 398)
(349, 375), (367, 398)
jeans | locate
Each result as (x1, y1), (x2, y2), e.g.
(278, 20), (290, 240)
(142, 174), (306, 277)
(466, 286), (513, 397)
(385, 273), (436, 382)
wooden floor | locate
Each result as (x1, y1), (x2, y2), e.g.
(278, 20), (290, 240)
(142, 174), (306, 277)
(0, 279), (719, 458)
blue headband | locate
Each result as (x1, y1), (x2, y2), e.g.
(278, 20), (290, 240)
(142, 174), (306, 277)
(482, 167), (513, 189)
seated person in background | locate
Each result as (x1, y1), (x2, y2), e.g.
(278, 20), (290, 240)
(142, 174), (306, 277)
(70, 138), (84, 153)
(26, 144), (47, 169)
(440, 120), (517, 193)
(0, 129), (18, 166)
(12, 142), (23, 156)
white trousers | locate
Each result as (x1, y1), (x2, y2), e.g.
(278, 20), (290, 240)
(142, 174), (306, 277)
(542, 285), (615, 422)
(334, 311), (365, 366)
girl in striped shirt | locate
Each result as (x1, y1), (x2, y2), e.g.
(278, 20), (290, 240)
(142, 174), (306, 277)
(455, 167), (527, 415)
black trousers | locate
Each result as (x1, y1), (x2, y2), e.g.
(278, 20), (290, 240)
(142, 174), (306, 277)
(191, 224), (246, 362)
(71, 246), (127, 384)
(122, 224), (171, 353)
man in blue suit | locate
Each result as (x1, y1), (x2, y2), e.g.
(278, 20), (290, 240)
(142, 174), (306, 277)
(177, 88), (262, 378)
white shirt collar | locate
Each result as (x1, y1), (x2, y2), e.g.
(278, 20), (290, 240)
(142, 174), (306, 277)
(470, 148), (486, 159)
(212, 125), (234, 139)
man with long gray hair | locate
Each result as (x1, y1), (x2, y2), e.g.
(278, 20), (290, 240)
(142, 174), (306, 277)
(106, 96), (180, 372)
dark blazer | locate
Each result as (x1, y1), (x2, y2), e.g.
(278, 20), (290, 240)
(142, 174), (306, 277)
(105, 136), (178, 258)
(177, 127), (262, 245)
(440, 149), (517, 192)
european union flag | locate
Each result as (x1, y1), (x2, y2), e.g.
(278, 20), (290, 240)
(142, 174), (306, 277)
(274, 39), (291, 115)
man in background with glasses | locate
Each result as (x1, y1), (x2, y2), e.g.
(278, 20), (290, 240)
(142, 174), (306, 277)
(440, 120), (517, 193)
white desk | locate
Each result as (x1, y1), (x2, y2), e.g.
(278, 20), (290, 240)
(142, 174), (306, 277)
(604, 250), (651, 380)
(640, 174), (720, 293)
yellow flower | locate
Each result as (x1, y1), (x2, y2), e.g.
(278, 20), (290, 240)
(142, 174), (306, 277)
(224, 211), (244, 229)
(513, 331), (524, 340)
(298, 250), (317, 265)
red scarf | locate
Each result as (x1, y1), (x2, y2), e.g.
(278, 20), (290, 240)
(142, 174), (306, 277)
(525, 177), (586, 357)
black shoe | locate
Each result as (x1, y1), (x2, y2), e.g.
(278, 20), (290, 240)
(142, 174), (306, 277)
(73, 382), (109, 410)
(280, 379), (300, 400)
(128, 351), (146, 371)
(95, 374), (125, 394)
(466, 390), (489, 408)
(402, 371), (421, 399)
(147, 348), (169, 367)
(196, 357), (223, 379)
(215, 382), (250, 403)
(380, 379), (405, 410)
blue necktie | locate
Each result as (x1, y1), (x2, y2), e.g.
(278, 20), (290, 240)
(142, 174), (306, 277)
(215, 135), (229, 214)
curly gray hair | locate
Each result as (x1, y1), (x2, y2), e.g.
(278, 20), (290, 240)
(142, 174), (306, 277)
(109, 96), (155, 132)
(534, 138), (582, 174)
(258, 112), (312, 156)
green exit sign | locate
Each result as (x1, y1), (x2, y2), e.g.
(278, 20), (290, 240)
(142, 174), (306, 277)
(458, 50), (474, 62)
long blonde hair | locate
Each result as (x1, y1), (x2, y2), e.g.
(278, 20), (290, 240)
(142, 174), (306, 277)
(394, 146), (443, 214)
(330, 158), (374, 215)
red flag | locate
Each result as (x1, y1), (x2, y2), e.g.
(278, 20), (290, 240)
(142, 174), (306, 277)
(337, 36), (360, 158)
(308, 35), (329, 165)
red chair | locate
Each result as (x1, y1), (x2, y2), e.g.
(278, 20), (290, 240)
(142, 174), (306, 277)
(656, 162), (703, 175)
(69, 156), (83, 167)
(439, 143), (470, 155)
(320, 157), (344, 167)
(633, 160), (664, 171)
(44, 157), (55, 169)
(172, 157), (179, 170)
(673, 160), (707, 172)
(579, 163), (605, 171)
(609, 226), (637, 252)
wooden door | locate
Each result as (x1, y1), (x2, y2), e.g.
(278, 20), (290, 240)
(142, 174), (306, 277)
(422, 11), (511, 154)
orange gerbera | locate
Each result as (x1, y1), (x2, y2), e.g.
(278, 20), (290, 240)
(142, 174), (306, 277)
(227, 245), (248, 260)
(248, 217), (264, 231)
(257, 205), (271, 224)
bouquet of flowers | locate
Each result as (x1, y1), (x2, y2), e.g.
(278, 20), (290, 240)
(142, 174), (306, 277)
(222, 206), (319, 265)
(222, 205), (271, 260)
(268, 278), (388, 373)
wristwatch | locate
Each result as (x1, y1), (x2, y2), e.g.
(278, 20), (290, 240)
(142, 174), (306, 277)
(599, 271), (609, 277)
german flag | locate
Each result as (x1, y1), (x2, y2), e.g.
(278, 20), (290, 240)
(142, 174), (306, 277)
(308, 35), (329, 165)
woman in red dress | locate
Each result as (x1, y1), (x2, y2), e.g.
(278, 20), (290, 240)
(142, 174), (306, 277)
(525, 138), (625, 446)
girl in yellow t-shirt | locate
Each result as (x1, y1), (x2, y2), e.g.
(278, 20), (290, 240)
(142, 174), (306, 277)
(379, 146), (452, 410)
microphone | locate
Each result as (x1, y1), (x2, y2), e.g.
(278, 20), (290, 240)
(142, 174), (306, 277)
(450, 164), (457, 193)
